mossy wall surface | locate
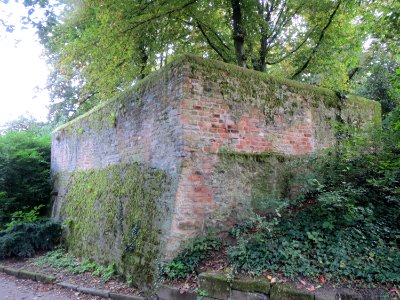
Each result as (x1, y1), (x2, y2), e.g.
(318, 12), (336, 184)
(55, 163), (169, 287)
(51, 58), (187, 287)
(208, 152), (293, 230)
(51, 54), (381, 284)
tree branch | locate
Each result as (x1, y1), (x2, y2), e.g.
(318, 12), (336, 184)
(265, 27), (315, 65)
(291, 0), (342, 79)
(196, 21), (230, 63)
(121, 0), (197, 34)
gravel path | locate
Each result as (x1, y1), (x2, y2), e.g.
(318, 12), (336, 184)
(0, 273), (103, 300)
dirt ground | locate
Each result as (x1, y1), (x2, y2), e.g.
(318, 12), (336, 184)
(0, 272), (104, 300)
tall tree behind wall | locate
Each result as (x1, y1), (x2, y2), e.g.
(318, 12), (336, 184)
(27, 0), (397, 122)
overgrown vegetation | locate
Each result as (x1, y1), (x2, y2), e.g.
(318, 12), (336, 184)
(0, 124), (51, 228)
(34, 249), (117, 282)
(228, 112), (400, 285)
(0, 119), (60, 259)
(162, 232), (222, 280)
(162, 107), (400, 286)
(5, 204), (45, 230)
(0, 219), (61, 258)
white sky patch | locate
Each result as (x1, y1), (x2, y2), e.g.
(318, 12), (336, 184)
(0, 1), (50, 126)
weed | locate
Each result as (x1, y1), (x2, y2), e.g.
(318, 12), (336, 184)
(162, 231), (222, 280)
(34, 249), (117, 282)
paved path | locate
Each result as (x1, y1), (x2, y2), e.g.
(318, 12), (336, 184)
(0, 273), (102, 300)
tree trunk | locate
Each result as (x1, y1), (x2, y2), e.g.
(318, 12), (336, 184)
(138, 43), (148, 80)
(231, 0), (247, 67)
(254, 34), (267, 72)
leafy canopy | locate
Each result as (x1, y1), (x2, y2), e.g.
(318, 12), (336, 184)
(21, 0), (394, 122)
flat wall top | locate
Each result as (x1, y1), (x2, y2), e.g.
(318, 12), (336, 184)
(53, 54), (381, 137)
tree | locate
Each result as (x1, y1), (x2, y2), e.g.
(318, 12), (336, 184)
(346, 0), (400, 113)
(3, 0), (394, 122)
(39, 0), (201, 122)
(0, 120), (51, 225)
(350, 46), (400, 114)
(39, 0), (370, 119)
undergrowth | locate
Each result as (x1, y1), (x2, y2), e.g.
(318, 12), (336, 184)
(162, 113), (400, 286)
(33, 249), (117, 282)
(228, 120), (400, 285)
(161, 232), (222, 280)
(0, 219), (61, 258)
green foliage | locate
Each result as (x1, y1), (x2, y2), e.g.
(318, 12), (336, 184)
(34, 249), (81, 270)
(0, 219), (61, 258)
(351, 46), (400, 114)
(162, 233), (222, 280)
(34, 249), (117, 282)
(5, 205), (45, 229)
(92, 264), (117, 282)
(0, 127), (51, 227)
(36, 0), (382, 121)
(196, 288), (208, 300)
(228, 118), (400, 284)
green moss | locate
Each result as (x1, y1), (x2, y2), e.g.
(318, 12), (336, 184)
(198, 272), (271, 297)
(216, 152), (294, 214)
(198, 272), (231, 299)
(106, 113), (116, 127)
(344, 95), (382, 126)
(231, 277), (270, 294)
(58, 162), (169, 287)
(53, 54), (379, 137)
(218, 151), (286, 163)
(270, 283), (314, 300)
(181, 54), (379, 107)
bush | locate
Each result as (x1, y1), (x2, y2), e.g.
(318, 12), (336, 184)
(0, 128), (51, 227)
(228, 115), (400, 284)
(162, 233), (222, 280)
(5, 205), (45, 229)
(0, 219), (62, 258)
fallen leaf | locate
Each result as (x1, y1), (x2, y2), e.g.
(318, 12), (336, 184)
(267, 275), (272, 280)
(299, 279), (307, 286)
(320, 276), (326, 283)
(271, 278), (277, 283)
(306, 285), (316, 292)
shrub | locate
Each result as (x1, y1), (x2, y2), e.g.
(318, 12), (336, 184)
(162, 233), (222, 280)
(228, 116), (400, 284)
(5, 205), (45, 229)
(0, 219), (62, 258)
(0, 129), (51, 227)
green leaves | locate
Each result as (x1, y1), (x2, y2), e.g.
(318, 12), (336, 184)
(5, 204), (45, 229)
(162, 232), (222, 280)
(36, 0), (392, 122)
(227, 117), (400, 284)
(0, 219), (61, 258)
(33, 249), (117, 282)
(0, 127), (51, 228)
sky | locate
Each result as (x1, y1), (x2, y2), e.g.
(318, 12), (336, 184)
(0, 1), (50, 126)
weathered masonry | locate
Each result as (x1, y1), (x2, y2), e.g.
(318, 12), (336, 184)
(51, 55), (380, 286)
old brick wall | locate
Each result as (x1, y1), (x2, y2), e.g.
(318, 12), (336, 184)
(165, 56), (380, 253)
(51, 62), (188, 269)
(51, 55), (381, 274)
